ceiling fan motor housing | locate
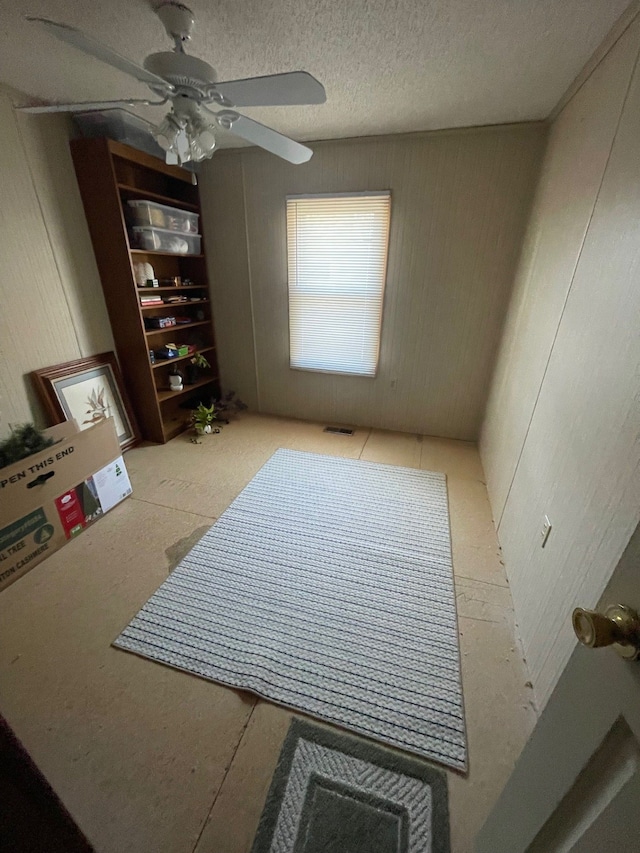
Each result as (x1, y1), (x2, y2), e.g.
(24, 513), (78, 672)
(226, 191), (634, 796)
(155, 2), (195, 43)
(144, 51), (218, 96)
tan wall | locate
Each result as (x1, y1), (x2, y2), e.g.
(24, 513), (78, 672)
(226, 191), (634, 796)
(0, 86), (113, 437)
(201, 124), (545, 440)
(480, 18), (640, 707)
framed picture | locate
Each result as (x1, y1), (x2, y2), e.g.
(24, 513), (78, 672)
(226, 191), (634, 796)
(32, 352), (140, 452)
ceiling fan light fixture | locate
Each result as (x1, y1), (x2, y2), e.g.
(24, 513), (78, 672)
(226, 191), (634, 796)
(155, 105), (217, 164)
(190, 114), (217, 157)
(187, 135), (206, 163)
(26, 8), (322, 165)
(153, 110), (184, 153)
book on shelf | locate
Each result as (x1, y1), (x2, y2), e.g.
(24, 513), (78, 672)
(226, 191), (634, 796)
(140, 296), (163, 306)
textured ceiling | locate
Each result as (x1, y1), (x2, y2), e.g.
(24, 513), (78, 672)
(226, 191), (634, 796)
(0, 0), (631, 146)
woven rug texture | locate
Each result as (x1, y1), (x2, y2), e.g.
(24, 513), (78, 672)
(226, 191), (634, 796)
(114, 448), (466, 770)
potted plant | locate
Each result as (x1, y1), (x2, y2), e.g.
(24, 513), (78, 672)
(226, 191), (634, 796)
(186, 352), (210, 385)
(191, 402), (216, 435)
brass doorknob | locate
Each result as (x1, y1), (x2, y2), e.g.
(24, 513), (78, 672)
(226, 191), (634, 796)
(572, 604), (640, 660)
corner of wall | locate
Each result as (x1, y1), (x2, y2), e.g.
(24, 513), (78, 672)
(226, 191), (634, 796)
(199, 153), (260, 410)
(0, 85), (112, 434)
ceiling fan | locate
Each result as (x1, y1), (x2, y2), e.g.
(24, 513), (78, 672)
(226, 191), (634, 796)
(18, 2), (326, 165)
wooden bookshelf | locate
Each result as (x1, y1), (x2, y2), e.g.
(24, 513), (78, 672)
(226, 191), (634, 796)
(144, 320), (211, 338)
(140, 300), (209, 311)
(156, 375), (215, 403)
(150, 345), (215, 369)
(137, 285), (207, 291)
(117, 182), (200, 211)
(70, 138), (219, 443)
(130, 250), (206, 258)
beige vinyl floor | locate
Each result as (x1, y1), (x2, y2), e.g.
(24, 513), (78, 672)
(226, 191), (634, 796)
(0, 413), (537, 853)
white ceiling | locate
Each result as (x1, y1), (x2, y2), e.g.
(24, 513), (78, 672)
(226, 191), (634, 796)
(0, 0), (631, 146)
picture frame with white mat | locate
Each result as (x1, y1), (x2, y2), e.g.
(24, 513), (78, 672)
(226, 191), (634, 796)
(32, 352), (140, 452)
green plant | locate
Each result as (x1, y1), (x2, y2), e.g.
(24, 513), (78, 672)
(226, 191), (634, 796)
(190, 353), (210, 369)
(0, 423), (55, 470)
(190, 402), (216, 434)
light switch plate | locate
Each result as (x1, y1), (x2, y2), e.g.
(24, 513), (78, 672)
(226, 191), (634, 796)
(541, 515), (552, 547)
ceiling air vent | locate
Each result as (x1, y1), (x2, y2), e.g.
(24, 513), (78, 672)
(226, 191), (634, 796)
(323, 426), (354, 436)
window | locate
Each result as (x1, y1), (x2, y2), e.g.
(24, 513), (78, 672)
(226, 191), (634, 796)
(287, 192), (391, 376)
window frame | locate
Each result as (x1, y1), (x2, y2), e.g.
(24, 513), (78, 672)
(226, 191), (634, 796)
(285, 190), (392, 378)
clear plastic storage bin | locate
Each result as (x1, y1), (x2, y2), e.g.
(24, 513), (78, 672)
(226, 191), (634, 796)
(128, 199), (199, 233)
(131, 226), (202, 255)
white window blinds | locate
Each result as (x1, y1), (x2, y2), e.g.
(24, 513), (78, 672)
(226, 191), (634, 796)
(287, 192), (391, 376)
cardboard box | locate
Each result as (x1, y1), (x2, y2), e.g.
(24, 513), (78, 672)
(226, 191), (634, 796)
(0, 418), (132, 592)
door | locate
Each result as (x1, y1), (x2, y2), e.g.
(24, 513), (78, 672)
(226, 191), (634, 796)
(476, 521), (640, 852)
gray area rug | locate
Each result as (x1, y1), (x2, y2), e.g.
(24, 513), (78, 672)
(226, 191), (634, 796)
(114, 448), (466, 770)
(251, 718), (450, 853)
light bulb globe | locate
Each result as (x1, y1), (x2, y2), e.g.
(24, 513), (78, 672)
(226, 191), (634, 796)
(153, 112), (182, 154)
(197, 126), (216, 154)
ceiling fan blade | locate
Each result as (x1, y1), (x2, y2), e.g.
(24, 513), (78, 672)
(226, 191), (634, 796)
(211, 109), (313, 164)
(26, 17), (173, 91)
(213, 71), (326, 107)
(16, 98), (167, 114)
